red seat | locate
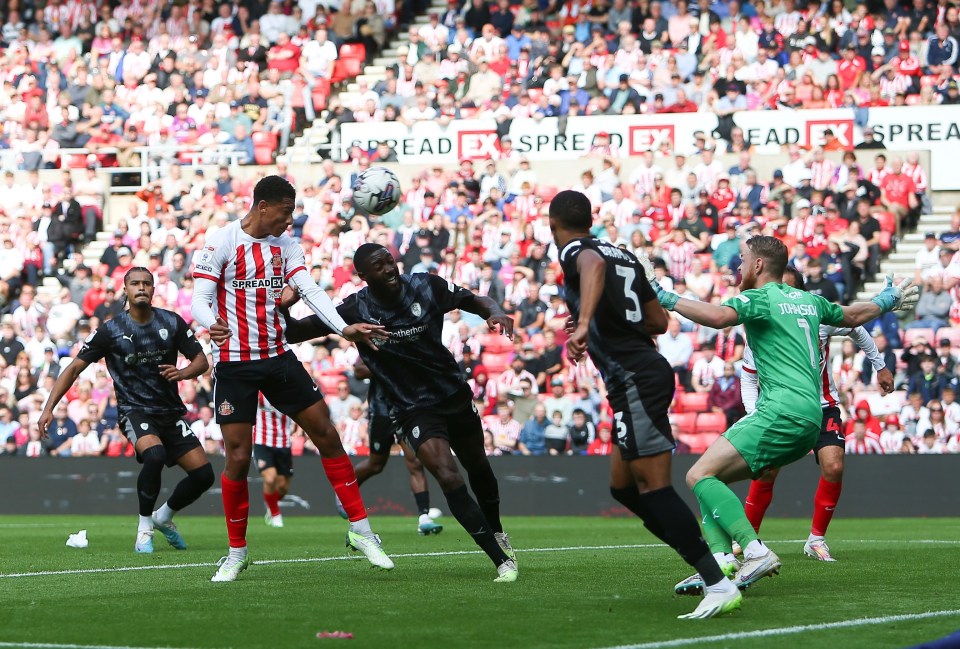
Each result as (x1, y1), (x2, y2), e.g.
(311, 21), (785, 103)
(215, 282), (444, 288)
(339, 43), (367, 62)
(539, 185), (560, 203)
(687, 351), (705, 370)
(695, 412), (727, 435)
(481, 352), (512, 374)
(312, 77), (331, 111)
(479, 333), (513, 354)
(875, 210), (897, 234)
(672, 412), (698, 435)
(681, 432), (721, 454)
(291, 434), (305, 456)
(318, 374), (345, 395)
(879, 230), (892, 253)
(331, 58), (363, 84)
(935, 327), (960, 348)
(678, 391), (709, 413)
(252, 131), (277, 165)
(903, 328), (935, 347)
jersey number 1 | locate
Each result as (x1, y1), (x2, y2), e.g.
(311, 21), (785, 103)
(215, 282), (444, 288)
(615, 266), (643, 323)
(796, 319), (818, 369)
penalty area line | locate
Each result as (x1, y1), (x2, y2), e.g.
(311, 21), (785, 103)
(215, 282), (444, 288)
(595, 609), (960, 649)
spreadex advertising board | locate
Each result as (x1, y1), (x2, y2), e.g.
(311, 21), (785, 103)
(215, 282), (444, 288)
(340, 105), (960, 190)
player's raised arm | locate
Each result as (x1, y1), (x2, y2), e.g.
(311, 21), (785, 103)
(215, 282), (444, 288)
(457, 292), (514, 340)
(836, 275), (919, 328)
(847, 326), (895, 394)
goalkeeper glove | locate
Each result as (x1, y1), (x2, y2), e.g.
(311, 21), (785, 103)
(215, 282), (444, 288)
(636, 251), (680, 311)
(870, 275), (920, 313)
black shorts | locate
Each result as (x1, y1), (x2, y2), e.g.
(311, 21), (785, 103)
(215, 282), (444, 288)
(253, 444), (294, 477)
(368, 414), (400, 457)
(213, 352), (323, 424)
(395, 387), (483, 455)
(121, 411), (202, 467)
(814, 406), (845, 461)
(606, 360), (676, 461)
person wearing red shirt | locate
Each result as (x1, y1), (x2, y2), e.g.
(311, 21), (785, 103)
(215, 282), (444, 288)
(880, 157), (919, 236)
(837, 44), (866, 90)
(894, 40), (922, 79)
(822, 204), (849, 236)
(85, 121), (121, 167)
(587, 423), (613, 455)
(267, 32), (301, 76)
(709, 175), (736, 215)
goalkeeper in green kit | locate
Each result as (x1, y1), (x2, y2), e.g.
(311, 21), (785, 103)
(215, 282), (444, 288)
(648, 235), (919, 592)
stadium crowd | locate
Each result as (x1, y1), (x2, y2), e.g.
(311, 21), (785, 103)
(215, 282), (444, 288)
(1, 0), (959, 461)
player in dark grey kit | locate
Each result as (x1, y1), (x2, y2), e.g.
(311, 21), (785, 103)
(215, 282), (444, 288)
(281, 243), (518, 582)
(38, 268), (214, 554)
(551, 190), (741, 619)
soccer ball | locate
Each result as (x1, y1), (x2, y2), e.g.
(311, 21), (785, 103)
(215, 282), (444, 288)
(352, 166), (401, 215)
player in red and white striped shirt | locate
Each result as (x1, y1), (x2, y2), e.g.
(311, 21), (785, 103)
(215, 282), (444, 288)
(191, 175), (393, 581)
(254, 393), (296, 528)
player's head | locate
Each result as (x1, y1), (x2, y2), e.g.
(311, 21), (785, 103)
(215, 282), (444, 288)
(548, 190), (593, 242)
(353, 243), (399, 292)
(739, 235), (787, 290)
(122, 267), (154, 307)
(252, 175), (297, 236)
(782, 265), (806, 290)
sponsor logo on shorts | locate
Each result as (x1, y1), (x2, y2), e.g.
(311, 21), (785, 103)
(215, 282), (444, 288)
(218, 400), (235, 416)
(140, 423), (149, 430)
(411, 302), (422, 317)
(258, 459), (266, 469)
(412, 426), (420, 439)
(373, 442), (381, 451)
(159, 328), (168, 341)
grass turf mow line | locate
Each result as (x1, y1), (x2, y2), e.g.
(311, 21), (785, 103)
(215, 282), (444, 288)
(2, 538), (957, 579)
(0, 643), (204, 649)
(596, 609), (960, 649)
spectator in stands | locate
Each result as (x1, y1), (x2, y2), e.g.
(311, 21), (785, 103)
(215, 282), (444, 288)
(487, 403), (521, 454)
(845, 419), (884, 455)
(708, 361), (744, 427)
(567, 408), (595, 455)
(45, 402), (77, 457)
(908, 355), (945, 404)
(518, 404), (548, 456)
(906, 277), (952, 330)
(658, 317), (693, 390)
(691, 341), (724, 393)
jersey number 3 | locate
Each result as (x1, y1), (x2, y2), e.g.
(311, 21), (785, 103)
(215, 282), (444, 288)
(615, 266), (643, 323)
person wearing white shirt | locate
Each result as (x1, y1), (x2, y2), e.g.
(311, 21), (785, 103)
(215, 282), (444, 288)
(780, 146), (809, 189)
(71, 420), (102, 457)
(657, 318), (693, 389)
(301, 27), (338, 79)
(600, 188), (638, 229)
(691, 344), (725, 393)
(915, 233), (941, 283)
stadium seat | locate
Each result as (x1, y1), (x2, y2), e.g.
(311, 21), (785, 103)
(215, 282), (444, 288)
(695, 412), (727, 435)
(331, 58), (363, 84)
(903, 328), (935, 347)
(339, 42), (367, 62)
(678, 391), (709, 413)
(672, 412), (697, 435)
(539, 185), (560, 203)
(935, 327), (960, 347)
(879, 230), (892, 253)
(687, 351), (705, 369)
(318, 374), (345, 395)
(252, 131), (277, 165)
(481, 352), (512, 374)
(683, 432), (721, 453)
(875, 211), (897, 234)
(312, 78), (331, 111)
(291, 435), (305, 456)
(478, 333), (513, 354)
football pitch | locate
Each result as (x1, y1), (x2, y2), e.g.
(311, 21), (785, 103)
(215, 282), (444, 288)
(2, 516), (958, 649)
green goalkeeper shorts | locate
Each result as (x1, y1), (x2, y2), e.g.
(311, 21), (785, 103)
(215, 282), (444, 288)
(723, 400), (821, 477)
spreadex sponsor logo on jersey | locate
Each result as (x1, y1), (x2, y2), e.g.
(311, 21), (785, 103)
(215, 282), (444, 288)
(232, 277), (285, 290)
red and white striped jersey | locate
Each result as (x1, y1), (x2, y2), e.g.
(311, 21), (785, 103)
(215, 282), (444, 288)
(902, 161), (928, 192)
(867, 165), (890, 187)
(254, 394), (294, 448)
(844, 432), (884, 454)
(810, 160), (837, 191)
(192, 220), (305, 364)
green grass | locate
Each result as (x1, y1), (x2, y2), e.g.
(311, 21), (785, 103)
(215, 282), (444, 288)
(1, 516), (959, 649)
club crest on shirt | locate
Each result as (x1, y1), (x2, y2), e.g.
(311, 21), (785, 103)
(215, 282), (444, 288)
(218, 400), (235, 416)
(411, 302), (422, 317)
(159, 328), (168, 341)
(271, 253), (283, 270)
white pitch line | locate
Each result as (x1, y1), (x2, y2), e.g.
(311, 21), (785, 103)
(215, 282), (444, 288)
(0, 643), (201, 649)
(596, 609), (960, 649)
(2, 538), (957, 579)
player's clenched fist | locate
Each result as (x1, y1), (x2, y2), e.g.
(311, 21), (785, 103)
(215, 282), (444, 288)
(209, 318), (232, 345)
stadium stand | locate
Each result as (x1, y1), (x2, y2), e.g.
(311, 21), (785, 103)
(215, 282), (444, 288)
(0, 0), (959, 461)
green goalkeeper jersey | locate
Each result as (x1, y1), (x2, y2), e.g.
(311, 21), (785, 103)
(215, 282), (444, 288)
(723, 282), (844, 419)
